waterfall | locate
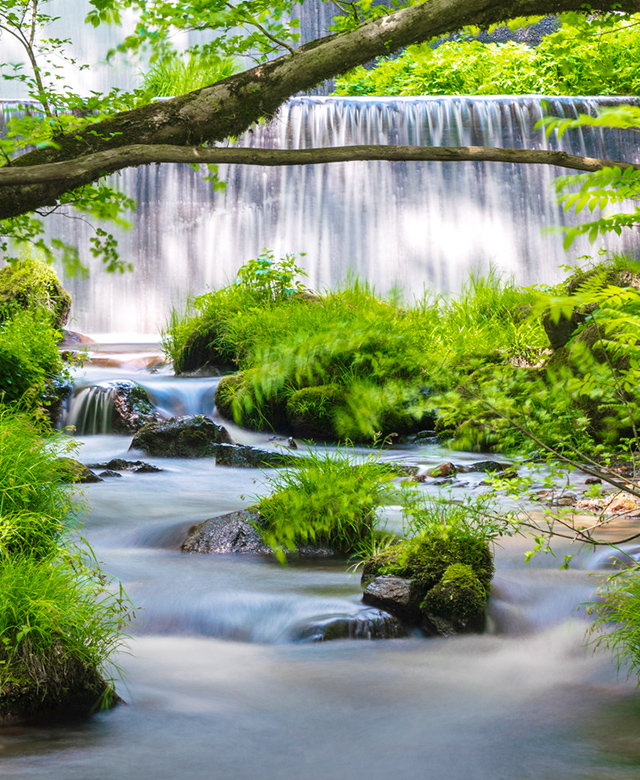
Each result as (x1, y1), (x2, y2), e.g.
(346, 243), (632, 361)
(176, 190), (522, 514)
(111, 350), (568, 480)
(21, 94), (635, 335)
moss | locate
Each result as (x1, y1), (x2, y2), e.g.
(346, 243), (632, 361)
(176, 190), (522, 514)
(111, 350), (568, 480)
(421, 563), (486, 635)
(0, 259), (72, 330)
(362, 532), (494, 593)
(173, 323), (237, 374)
(215, 371), (288, 431)
(286, 384), (343, 439)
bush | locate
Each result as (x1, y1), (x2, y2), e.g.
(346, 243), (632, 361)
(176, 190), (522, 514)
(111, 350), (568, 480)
(334, 16), (640, 96)
(256, 447), (398, 560)
(0, 408), (130, 721)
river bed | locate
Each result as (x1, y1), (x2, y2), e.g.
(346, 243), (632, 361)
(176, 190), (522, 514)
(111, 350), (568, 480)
(1, 354), (640, 779)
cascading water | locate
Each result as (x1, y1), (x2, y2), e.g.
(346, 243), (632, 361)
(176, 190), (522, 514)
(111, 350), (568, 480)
(5, 94), (633, 335)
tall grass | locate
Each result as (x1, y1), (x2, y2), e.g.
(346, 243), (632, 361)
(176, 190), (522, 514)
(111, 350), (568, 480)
(256, 447), (398, 560)
(0, 408), (130, 718)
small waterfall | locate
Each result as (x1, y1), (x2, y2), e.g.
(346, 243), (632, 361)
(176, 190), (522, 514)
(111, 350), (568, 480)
(66, 383), (120, 434)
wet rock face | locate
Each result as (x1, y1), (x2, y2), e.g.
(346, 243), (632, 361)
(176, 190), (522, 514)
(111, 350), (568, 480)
(181, 509), (333, 557)
(182, 510), (272, 555)
(362, 576), (424, 624)
(292, 609), (406, 642)
(108, 380), (158, 434)
(130, 415), (233, 457)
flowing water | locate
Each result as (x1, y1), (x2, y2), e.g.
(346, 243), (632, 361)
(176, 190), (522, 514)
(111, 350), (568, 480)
(2, 348), (640, 779)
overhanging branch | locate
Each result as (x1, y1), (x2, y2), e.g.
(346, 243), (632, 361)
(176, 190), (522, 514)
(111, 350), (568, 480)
(0, 144), (633, 186)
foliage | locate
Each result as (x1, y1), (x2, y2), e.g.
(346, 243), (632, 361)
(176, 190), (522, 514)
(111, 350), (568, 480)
(234, 248), (308, 303)
(166, 262), (546, 441)
(0, 253), (72, 328)
(0, 408), (131, 716)
(255, 446), (398, 561)
(334, 14), (640, 96)
(588, 566), (640, 681)
(141, 51), (238, 96)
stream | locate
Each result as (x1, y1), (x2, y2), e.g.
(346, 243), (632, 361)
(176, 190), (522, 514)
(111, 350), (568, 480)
(2, 343), (640, 779)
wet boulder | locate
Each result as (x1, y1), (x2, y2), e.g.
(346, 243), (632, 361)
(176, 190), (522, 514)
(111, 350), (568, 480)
(213, 442), (291, 468)
(292, 609), (406, 642)
(181, 509), (333, 557)
(108, 380), (158, 434)
(362, 575), (424, 624)
(130, 415), (233, 457)
(56, 457), (102, 484)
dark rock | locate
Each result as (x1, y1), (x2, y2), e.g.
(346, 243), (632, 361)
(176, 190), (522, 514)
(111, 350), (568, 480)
(420, 564), (486, 637)
(130, 415), (233, 457)
(87, 458), (162, 473)
(213, 443), (291, 468)
(585, 476), (602, 485)
(456, 460), (510, 474)
(58, 330), (96, 347)
(99, 470), (122, 478)
(362, 575), (424, 624)
(0, 654), (119, 725)
(182, 510), (271, 555)
(292, 609), (406, 642)
(56, 457), (102, 484)
(181, 509), (333, 557)
(108, 380), (158, 434)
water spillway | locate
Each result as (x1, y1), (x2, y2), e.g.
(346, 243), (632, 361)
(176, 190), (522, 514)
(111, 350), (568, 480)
(21, 93), (631, 334)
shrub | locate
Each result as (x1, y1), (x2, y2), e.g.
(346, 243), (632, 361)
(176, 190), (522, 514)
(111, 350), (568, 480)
(0, 256), (72, 330)
(255, 447), (398, 560)
(334, 16), (640, 96)
(0, 408), (130, 721)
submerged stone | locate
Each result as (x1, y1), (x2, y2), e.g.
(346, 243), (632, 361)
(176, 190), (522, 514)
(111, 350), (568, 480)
(292, 609), (406, 642)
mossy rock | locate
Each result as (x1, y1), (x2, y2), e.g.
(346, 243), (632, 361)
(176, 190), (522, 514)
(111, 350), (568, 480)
(56, 457), (102, 483)
(215, 371), (288, 432)
(420, 563), (486, 636)
(173, 325), (237, 374)
(286, 384), (344, 439)
(0, 652), (119, 724)
(0, 260), (71, 330)
(362, 533), (493, 593)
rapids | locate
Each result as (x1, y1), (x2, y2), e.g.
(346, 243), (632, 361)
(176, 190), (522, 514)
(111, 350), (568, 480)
(2, 345), (640, 779)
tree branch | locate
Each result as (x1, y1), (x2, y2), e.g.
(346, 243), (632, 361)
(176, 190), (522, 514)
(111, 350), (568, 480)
(0, 143), (634, 189)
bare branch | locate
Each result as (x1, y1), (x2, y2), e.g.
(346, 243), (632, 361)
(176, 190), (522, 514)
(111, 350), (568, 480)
(0, 143), (633, 188)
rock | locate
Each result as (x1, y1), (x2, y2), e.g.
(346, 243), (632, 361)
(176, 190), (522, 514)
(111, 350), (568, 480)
(0, 259), (71, 330)
(87, 458), (162, 473)
(181, 509), (333, 557)
(56, 458), (102, 484)
(98, 470), (122, 479)
(585, 476), (602, 485)
(426, 462), (456, 478)
(108, 380), (158, 434)
(215, 371), (288, 432)
(292, 609), (406, 642)
(130, 415), (233, 457)
(420, 564), (486, 636)
(0, 654), (119, 725)
(58, 330), (96, 347)
(456, 460), (511, 474)
(362, 575), (424, 624)
(213, 443), (291, 468)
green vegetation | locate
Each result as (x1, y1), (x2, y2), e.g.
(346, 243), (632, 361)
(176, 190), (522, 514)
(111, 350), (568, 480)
(256, 447), (397, 560)
(165, 256), (545, 443)
(334, 15), (640, 96)
(0, 256), (68, 414)
(141, 51), (238, 97)
(0, 409), (131, 722)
